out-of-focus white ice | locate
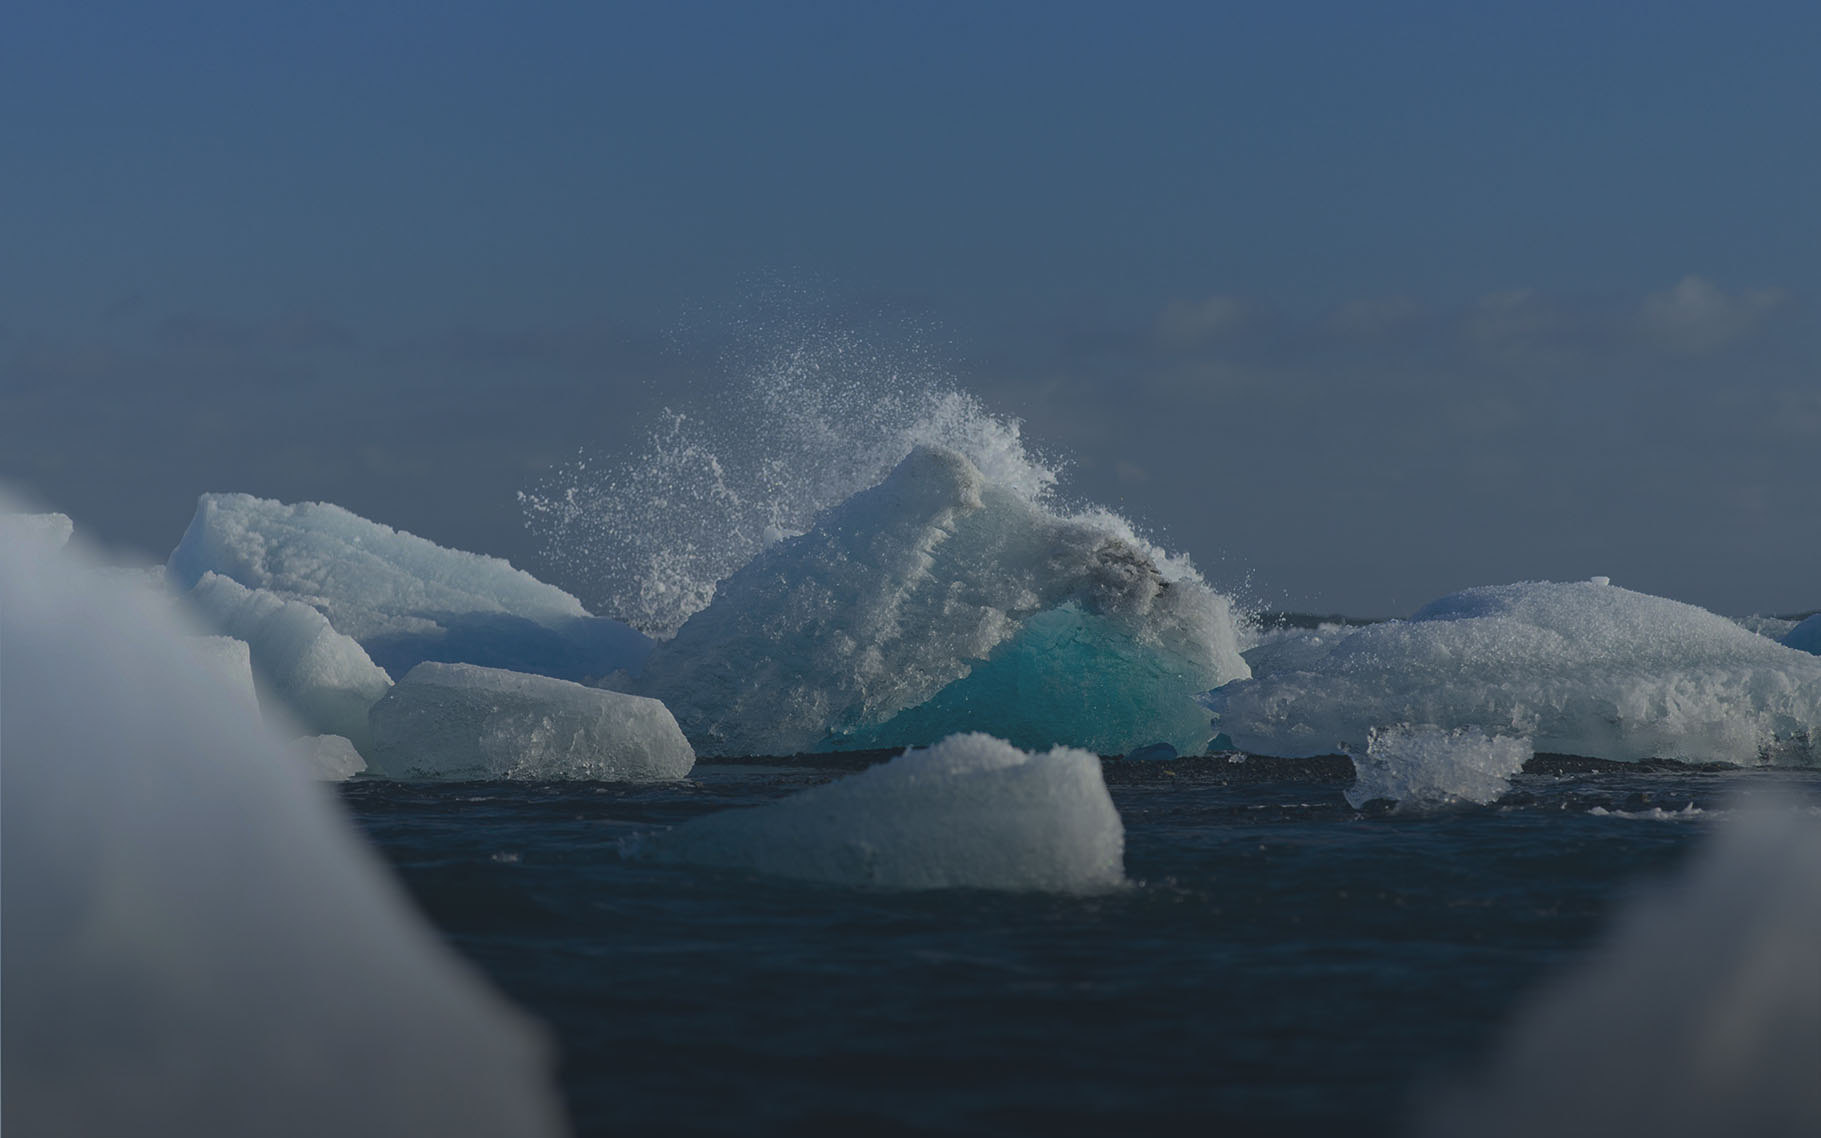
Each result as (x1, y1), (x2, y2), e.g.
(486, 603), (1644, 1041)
(1344, 725), (1532, 810)
(0, 490), (566, 1137)
(186, 571), (394, 748)
(635, 446), (1248, 756)
(1786, 613), (1821, 656)
(292, 734), (369, 781)
(1419, 794), (1821, 1138)
(168, 492), (652, 682)
(1205, 579), (1821, 766)
(189, 634), (262, 715)
(367, 662), (695, 781)
(1, 509), (75, 547)
(631, 732), (1126, 892)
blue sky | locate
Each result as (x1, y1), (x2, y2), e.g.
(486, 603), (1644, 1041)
(4, 2), (1817, 615)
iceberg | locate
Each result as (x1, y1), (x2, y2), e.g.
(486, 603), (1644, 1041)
(1419, 795), (1821, 1138)
(186, 571), (394, 748)
(630, 732), (1125, 891)
(1786, 613), (1821, 656)
(634, 446), (1248, 756)
(1205, 579), (1821, 766)
(168, 492), (652, 682)
(367, 662), (694, 780)
(0, 490), (566, 1137)
(1345, 724), (1532, 810)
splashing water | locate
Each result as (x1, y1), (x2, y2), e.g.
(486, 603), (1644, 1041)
(521, 319), (1063, 638)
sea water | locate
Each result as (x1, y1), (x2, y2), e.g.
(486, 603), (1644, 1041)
(341, 758), (1819, 1136)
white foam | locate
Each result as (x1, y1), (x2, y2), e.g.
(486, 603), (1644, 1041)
(168, 492), (652, 682)
(634, 446), (1248, 757)
(186, 571), (394, 748)
(0, 489), (565, 1137)
(1345, 725), (1532, 810)
(630, 732), (1125, 892)
(1786, 613), (1821, 656)
(367, 661), (695, 781)
(1206, 580), (1821, 765)
(1420, 794), (1821, 1137)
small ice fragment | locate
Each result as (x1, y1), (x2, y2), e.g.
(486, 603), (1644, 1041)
(632, 732), (1125, 892)
(1345, 724), (1532, 810)
(1588, 575), (1611, 586)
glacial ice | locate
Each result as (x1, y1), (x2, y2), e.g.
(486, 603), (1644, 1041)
(1786, 613), (1821, 656)
(1204, 579), (1821, 765)
(631, 732), (1126, 891)
(1419, 794), (1821, 1138)
(367, 661), (695, 780)
(292, 733), (369, 781)
(1345, 724), (1532, 810)
(186, 571), (394, 748)
(634, 446), (1249, 756)
(0, 491), (566, 1137)
(168, 492), (652, 682)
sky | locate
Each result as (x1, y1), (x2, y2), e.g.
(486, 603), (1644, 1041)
(4, 1), (1817, 617)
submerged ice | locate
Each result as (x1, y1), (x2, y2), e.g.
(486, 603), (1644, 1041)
(169, 492), (651, 682)
(633, 446), (1248, 756)
(631, 732), (1125, 891)
(1205, 579), (1821, 766)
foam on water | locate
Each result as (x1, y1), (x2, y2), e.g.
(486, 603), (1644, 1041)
(0, 490), (566, 1137)
(628, 732), (1125, 892)
(1345, 724), (1532, 810)
(1206, 579), (1821, 766)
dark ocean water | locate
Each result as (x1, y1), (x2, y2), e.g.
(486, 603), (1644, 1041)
(341, 759), (1818, 1138)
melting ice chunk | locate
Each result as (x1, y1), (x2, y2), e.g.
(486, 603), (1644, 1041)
(636, 445), (1248, 756)
(190, 634), (261, 716)
(186, 572), (394, 748)
(1, 509), (75, 548)
(168, 492), (651, 682)
(367, 662), (694, 781)
(1205, 580), (1821, 766)
(1345, 724), (1532, 810)
(631, 732), (1126, 892)
(0, 491), (566, 1137)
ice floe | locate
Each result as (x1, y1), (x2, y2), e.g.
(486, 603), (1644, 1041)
(1205, 579), (1821, 766)
(186, 571), (394, 747)
(168, 492), (651, 682)
(629, 732), (1125, 891)
(367, 661), (694, 780)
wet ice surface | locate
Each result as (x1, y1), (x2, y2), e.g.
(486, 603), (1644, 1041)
(340, 758), (1821, 1137)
